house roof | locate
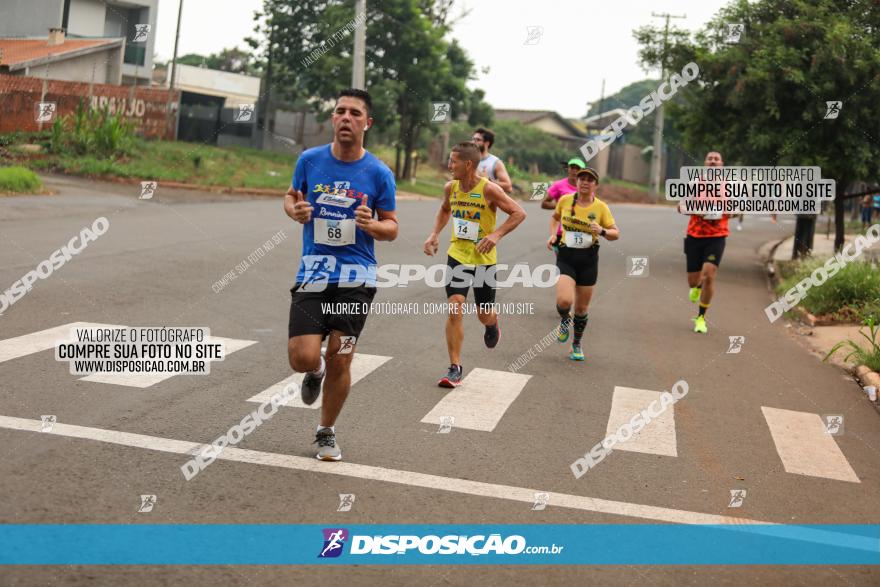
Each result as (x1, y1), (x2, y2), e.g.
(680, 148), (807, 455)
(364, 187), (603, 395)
(584, 108), (629, 129)
(493, 109), (584, 137)
(0, 38), (124, 71)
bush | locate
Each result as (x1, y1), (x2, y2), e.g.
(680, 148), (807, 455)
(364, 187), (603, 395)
(0, 166), (43, 193)
(50, 100), (138, 159)
(777, 257), (880, 322)
(825, 317), (880, 372)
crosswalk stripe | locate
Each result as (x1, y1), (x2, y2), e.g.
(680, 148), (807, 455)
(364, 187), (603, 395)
(762, 406), (860, 483)
(80, 336), (257, 388)
(0, 322), (124, 364)
(420, 368), (531, 432)
(605, 386), (678, 457)
(246, 353), (392, 409)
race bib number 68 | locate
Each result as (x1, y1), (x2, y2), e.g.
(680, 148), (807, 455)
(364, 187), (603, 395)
(314, 218), (355, 246)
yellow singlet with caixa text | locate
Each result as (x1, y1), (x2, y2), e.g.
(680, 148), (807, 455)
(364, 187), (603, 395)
(447, 177), (497, 265)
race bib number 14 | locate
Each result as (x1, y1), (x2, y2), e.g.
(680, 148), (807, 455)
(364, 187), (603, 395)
(453, 217), (480, 242)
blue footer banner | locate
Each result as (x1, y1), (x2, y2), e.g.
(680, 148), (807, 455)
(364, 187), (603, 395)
(1, 524), (879, 564)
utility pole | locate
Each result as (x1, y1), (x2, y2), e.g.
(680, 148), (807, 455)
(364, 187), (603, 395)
(258, 19), (277, 150)
(167, 0), (184, 140)
(169, 0), (184, 91)
(649, 11), (685, 202)
(352, 0), (366, 89)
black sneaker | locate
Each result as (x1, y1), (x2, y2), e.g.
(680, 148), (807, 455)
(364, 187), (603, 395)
(438, 364), (463, 388)
(484, 320), (500, 349)
(301, 366), (325, 406)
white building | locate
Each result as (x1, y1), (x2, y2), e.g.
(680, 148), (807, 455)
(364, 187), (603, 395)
(167, 63), (261, 108)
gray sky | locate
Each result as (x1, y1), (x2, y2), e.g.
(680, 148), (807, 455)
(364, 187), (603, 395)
(155, 0), (731, 118)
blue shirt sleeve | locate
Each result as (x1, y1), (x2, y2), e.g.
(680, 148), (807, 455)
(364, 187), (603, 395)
(292, 155), (307, 194)
(374, 165), (396, 212)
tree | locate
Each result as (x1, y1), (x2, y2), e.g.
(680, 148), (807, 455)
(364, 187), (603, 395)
(175, 47), (262, 76)
(587, 79), (671, 148)
(634, 0), (880, 254)
(249, 0), (485, 179)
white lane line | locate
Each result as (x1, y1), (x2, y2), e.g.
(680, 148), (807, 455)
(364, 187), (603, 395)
(762, 407), (860, 483)
(246, 353), (392, 409)
(0, 414), (762, 525)
(79, 336), (257, 388)
(0, 322), (124, 364)
(421, 368), (532, 432)
(8, 414), (880, 552)
(606, 386), (677, 457)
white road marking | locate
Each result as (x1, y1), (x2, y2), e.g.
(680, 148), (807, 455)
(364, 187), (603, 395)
(0, 414), (757, 525)
(606, 386), (678, 457)
(421, 368), (532, 432)
(80, 336), (257, 388)
(0, 322), (124, 364)
(246, 353), (392, 409)
(762, 406), (860, 483)
(4, 412), (877, 553)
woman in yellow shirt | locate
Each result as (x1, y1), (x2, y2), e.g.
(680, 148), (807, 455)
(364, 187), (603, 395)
(547, 167), (620, 361)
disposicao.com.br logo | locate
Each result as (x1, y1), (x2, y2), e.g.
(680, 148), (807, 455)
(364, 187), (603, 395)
(318, 528), (563, 558)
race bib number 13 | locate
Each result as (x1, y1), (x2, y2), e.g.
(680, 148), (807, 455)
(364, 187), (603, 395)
(564, 231), (591, 248)
(314, 218), (356, 246)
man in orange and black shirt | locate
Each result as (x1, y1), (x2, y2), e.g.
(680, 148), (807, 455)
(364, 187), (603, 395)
(680, 151), (728, 334)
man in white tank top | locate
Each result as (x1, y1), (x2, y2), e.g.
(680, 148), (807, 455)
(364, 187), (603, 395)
(472, 127), (513, 193)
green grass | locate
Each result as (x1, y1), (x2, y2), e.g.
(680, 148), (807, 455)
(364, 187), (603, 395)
(605, 177), (650, 192)
(824, 318), (880, 372)
(7, 135), (652, 197)
(776, 257), (880, 323)
(11, 139), (295, 190)
(398, 177), (446, 197)
(0, 166), (43, 194)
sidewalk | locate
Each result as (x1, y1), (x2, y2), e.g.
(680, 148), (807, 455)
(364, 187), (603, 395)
(772, 231), (880, 262)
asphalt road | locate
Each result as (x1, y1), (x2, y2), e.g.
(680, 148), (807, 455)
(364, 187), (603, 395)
(1, 174), (879, 584)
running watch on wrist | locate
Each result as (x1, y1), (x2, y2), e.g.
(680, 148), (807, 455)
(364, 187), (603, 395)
(600, 228), (607, 237)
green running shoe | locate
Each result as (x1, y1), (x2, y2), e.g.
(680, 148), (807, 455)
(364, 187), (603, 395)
(693, 315), (708, 334)
(557, 317), (571, 343)
(689, 287), (701, 303)
(569, 344), (585, 361)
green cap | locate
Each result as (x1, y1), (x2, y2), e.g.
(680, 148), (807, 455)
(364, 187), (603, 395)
(565, 158), (587, 168)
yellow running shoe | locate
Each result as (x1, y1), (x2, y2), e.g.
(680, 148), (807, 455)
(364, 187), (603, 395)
(693, 315), (708, 334)
(689, 287), (701, 303)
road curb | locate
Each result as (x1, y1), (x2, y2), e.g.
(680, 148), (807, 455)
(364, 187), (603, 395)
(761, 237), (826, 327)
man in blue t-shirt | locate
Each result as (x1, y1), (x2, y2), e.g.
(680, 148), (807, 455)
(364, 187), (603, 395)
(284, 88), (398, 462)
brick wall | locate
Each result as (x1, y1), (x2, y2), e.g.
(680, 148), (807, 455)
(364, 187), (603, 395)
(0, 74), (179, 139)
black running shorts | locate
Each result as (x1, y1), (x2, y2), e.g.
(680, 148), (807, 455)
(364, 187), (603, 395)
(444, 255), (496, 305)
(288, 283), (377, 339)
(556, 246), (599, 287)
(684, 235), (726, 273)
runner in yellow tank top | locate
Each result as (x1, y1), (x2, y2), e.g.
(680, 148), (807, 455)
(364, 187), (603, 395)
(447, 176), (497, 265)
(423, 142), (526, 388)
